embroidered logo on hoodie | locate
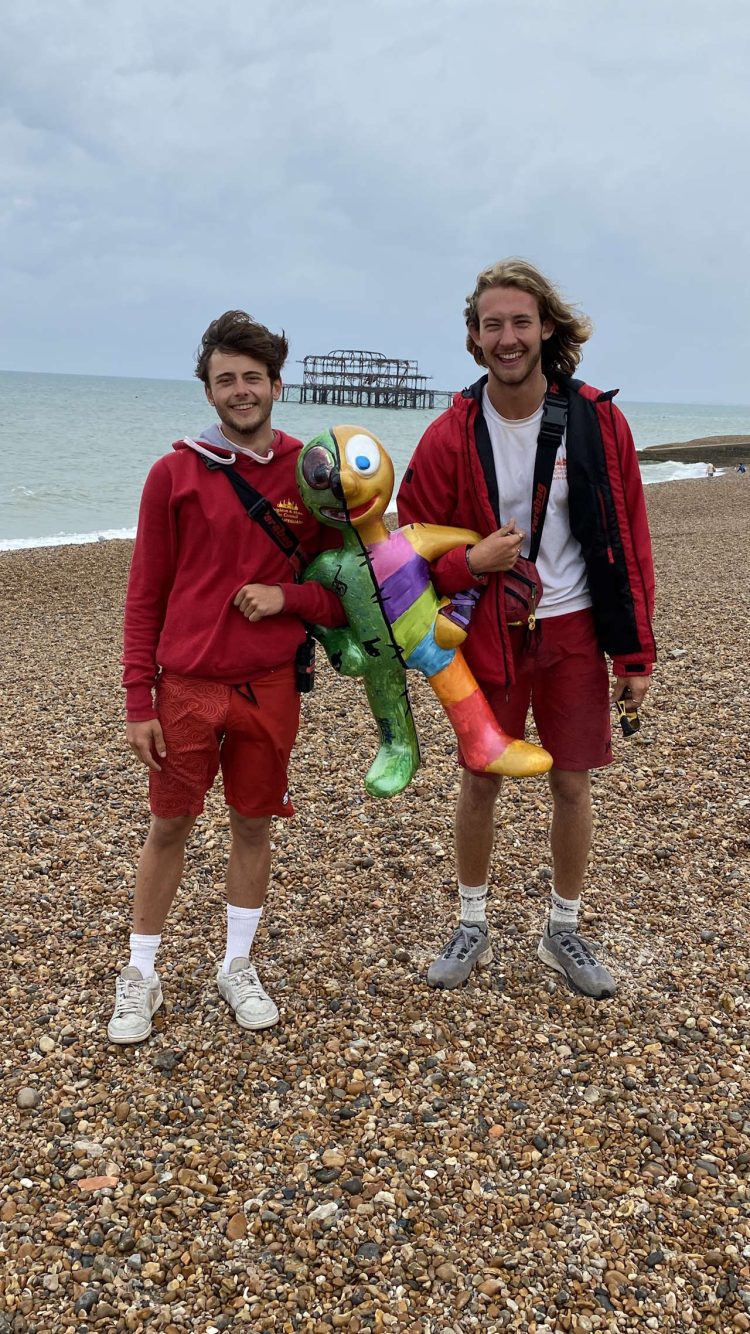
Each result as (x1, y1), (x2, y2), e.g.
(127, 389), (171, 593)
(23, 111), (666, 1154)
(276, 498), (305, 526)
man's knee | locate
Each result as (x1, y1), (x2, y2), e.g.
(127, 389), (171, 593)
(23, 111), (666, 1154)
(460, 769), (503, 808)
(548, 767), (590, 808)
(147, 813), (196, 849)
(228, 809), (271, 848)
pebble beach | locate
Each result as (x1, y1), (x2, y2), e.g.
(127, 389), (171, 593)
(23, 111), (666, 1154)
(2, 474), (749, 1334)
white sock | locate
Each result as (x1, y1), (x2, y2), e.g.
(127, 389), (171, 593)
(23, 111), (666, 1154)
(549, 889), (581, 935)
(223, 904), (262, 972)
(459, 882), (488, 927)
(128, 932), (161, 979)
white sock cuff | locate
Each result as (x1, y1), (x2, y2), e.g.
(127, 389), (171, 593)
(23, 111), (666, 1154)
(458, 882), (488, 900)
(128, 932), (161, 979)
(459, 882), (488, 925)
(550, 890), (581, 915)
(226, 904), (263, 922)
(223, 904), (263, 972)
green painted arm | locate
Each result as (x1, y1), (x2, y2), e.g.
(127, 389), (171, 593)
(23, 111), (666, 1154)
(312, 625), (368, 678)
(304, 549), (343, 590)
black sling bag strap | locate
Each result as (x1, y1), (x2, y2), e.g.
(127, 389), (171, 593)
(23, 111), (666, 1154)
(202, 455), (307, 579)
(473, 385), (568, 555)
(474, 387), (568, 635)
(200, 453), (316, 696)
(527, 390), (568, 563)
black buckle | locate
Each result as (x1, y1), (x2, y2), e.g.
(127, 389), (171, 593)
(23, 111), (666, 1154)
(541, 395), (568, 433)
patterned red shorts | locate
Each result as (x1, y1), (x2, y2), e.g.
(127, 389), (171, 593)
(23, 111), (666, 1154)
(466, 608), (612, 772)
(149, 668), (300, 819)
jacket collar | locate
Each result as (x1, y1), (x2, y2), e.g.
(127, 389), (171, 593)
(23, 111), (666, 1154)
(459, 371), (577, 407)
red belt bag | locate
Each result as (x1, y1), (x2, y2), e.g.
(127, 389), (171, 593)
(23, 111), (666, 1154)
(504, 557), (543, 630)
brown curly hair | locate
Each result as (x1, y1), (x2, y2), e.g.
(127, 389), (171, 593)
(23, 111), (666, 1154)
(195, 310), (289, 385)
(464, 258), (593, 377)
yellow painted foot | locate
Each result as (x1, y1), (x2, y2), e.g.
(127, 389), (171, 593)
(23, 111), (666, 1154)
(434, 600), (468, 649)
(485, 739), (553, 778)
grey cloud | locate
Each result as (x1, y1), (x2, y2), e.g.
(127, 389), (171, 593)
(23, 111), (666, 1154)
(0, 0), (748, 399)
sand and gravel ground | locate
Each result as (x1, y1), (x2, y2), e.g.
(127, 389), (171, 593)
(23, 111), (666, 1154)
(1, 476), (749, 1333)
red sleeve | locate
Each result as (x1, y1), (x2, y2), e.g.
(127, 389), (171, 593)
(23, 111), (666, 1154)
(278, 581), (347, 627)
(608, 405), (656, 677)
(122, 462), (177, 720)
(396, 425), (485, 597)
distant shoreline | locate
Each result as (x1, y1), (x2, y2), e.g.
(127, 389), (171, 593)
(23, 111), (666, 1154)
(640, 433), (750, 465)
(2, 436), (748, 554)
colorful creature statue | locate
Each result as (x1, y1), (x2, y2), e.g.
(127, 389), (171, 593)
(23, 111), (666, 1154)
(297, 426), (553, 798)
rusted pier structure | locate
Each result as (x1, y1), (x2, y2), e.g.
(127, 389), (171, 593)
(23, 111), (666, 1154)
(281, 349), (438, 409)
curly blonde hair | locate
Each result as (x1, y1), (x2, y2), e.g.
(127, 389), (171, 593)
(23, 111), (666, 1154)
(464, 258), (593, 376)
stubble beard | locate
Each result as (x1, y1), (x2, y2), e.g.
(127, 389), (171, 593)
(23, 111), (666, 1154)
(220, 399), (273, 439)
(490, 342), (543, 389)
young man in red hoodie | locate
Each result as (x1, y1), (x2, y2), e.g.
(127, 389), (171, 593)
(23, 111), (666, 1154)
(398, 260), (656, 999)
(110, 311), (345, 1043)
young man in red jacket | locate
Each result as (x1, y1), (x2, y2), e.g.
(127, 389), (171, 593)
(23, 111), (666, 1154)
(110, 311), (345, 1043)
(398, 260), (656, 999)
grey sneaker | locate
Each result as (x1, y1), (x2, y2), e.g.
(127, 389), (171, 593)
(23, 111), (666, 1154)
(108, 966), (163, 1044)
(537, 921), (616, 999)
(426, 923), (493, 989)
(217, 957), (279, 1031)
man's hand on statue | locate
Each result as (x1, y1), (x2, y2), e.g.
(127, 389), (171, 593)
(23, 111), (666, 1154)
(233, 583), (286, 621)
(126, 719), (166, 772)
(468, 520), (525, 574)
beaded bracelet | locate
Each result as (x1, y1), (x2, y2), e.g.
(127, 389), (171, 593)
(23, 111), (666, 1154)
(465, 545), (488, 584)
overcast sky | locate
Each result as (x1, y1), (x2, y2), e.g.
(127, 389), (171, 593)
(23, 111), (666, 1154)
(2, 0), (748, 404)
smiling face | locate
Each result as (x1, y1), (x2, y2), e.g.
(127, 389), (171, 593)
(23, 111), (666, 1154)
(204, 349), (281, 451)
(297, 426), (394, 531)
(469, 286), (553, 406)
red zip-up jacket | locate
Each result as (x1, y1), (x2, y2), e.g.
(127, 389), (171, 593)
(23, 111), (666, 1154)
(123, 430), (346, 721)
(397, 374), (656, 688)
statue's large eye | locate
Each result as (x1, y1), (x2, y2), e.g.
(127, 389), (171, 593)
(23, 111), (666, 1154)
(345, 434), (380, 476)
(302, 445), (334, 489)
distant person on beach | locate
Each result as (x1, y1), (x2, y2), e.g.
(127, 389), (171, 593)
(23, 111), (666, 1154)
(110, 311), (345, 1044)
(737, 463), (746, 473)
(706, 462), (716, 477)
(398, 258), (656, 999)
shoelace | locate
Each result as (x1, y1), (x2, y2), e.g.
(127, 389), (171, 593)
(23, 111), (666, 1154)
(228, 967), (264, 1000)
(555, 931), (598, 969)
(442, 926), (483, 962)
(114, 978), (152, 1017)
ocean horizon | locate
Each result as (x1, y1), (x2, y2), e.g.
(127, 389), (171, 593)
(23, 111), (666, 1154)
(2, 369), (748, 552)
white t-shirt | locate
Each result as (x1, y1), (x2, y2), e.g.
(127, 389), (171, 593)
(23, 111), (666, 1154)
(482, 387), (591, 620)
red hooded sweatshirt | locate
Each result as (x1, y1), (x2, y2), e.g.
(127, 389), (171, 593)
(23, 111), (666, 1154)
(123, 430), (345, 721)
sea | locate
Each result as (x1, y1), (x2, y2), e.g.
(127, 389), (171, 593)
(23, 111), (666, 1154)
(1, 369), (748, 551)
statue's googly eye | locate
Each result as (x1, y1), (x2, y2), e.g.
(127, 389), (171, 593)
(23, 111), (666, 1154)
(345, 434), (380, 476)
(302, 445), (335, 489)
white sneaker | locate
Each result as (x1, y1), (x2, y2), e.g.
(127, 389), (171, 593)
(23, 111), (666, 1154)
(107, 966), (163, 1044)
(217, 957), (279, 1031)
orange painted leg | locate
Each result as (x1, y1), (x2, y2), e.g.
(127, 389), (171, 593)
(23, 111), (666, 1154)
(429, 651), (552, 778)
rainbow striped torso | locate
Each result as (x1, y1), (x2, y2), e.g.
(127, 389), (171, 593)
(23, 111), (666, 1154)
(366, 531), (453, 676)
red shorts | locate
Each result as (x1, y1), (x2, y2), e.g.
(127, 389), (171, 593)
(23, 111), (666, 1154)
(149, 668), (300, 820)
(464, 608), (612, 772)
